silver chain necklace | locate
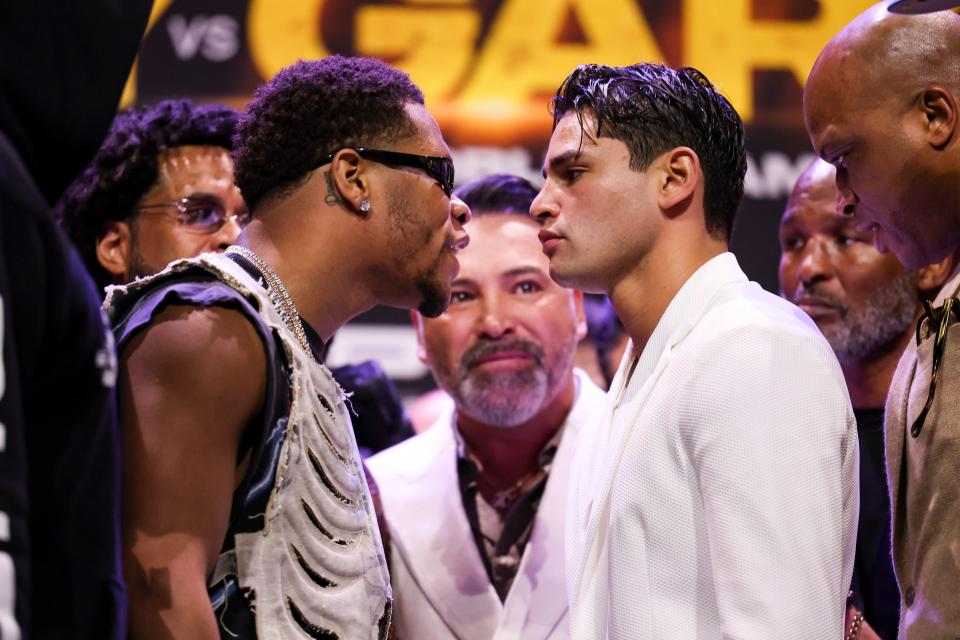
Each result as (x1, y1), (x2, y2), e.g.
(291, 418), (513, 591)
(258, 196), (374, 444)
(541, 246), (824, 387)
(226, 245), (312, 355)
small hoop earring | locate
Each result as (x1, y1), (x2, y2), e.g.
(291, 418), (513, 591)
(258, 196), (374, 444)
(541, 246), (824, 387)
(359, 199), (371, 214)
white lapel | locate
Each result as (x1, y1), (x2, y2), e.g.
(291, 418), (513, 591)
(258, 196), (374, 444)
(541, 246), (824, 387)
(570, 254), (748, 602)
(384, 416), (501, 639)
(498, 372), (604, 640)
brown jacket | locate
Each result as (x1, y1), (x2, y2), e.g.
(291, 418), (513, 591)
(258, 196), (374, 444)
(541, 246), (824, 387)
(885, 268), (960, 639)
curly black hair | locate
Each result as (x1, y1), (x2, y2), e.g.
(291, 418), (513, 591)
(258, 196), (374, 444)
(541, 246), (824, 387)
(551, 63), (746, 240)
(55, 98), (238, 289)
(232, 55), (425, 211)
(453, 173), (539, 217)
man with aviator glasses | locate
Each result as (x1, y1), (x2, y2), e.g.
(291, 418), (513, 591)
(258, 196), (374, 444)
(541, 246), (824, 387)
(56, 98), (245, 293)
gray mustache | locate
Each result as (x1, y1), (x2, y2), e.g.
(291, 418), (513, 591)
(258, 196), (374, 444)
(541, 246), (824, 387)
(460, 338), (545, 371)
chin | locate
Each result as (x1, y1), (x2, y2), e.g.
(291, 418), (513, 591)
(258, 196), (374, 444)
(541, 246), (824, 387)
(548, 261), (606, 295)
(416, 279), (450, 318)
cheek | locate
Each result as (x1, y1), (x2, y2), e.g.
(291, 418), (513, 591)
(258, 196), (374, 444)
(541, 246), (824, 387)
(423, 321), (468, 369)
(778, 258), (798, 295)
(527, 300), (579, 348)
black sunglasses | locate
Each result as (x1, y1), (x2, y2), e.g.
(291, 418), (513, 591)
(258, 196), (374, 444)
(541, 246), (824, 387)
(318, 148), (455, 197)
(136, 196), (251, 234)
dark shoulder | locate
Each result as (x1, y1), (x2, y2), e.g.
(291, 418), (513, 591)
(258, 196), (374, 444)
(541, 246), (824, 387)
(121, 303), (267, 407)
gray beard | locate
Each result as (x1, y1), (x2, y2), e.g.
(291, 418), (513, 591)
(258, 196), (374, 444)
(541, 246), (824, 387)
(820, 269), (919, 364)
(456, 363), (549, 428)
(445, 334), (577, 429)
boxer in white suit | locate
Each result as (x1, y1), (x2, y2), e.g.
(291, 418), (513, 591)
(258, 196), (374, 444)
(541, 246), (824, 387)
(368, 174), (603, 639)
(531, 63), (859, 639)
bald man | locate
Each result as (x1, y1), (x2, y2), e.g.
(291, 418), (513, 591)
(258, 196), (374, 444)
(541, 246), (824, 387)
(806, 6), (960, 637)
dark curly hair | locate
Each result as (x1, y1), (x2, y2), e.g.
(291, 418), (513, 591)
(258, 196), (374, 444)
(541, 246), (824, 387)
(453, 174), (539, 217)
(232, 55), (425, 211)
(55, 99), (238, 289)
(552, 63), (746, 240)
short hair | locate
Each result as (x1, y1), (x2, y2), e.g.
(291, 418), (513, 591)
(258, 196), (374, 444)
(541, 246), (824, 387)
(233, 55), (425, 211)
(551, 63), (746, 239)
(55, 99), (238, 289)
(453, 174), (539, 217)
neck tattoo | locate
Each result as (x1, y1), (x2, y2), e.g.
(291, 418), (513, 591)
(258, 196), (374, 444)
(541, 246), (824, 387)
(227, 245), (312, 355)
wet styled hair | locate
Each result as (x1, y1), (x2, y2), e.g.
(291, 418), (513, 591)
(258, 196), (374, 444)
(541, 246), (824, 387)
(551, 63), (746, 239)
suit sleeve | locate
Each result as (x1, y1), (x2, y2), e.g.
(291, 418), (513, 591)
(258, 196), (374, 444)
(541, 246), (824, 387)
(681, 322), (857, 638)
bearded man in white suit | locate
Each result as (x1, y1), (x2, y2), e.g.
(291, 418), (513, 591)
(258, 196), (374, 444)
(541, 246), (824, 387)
(368, 173), (605, 639)
(530, 63), (859, 639)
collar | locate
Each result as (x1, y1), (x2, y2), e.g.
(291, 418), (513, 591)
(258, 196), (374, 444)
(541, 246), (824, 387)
(622, 252), (747, 395)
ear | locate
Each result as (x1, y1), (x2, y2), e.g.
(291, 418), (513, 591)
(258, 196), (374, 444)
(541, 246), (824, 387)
(572, 289), (588, 341)
(327, 148), (371, 216)
(657, 147), (700, 212)
(917, 252), (956, 294)
(410, 310), (430, 364)
(919, 85), (957, 149)
(96, 220), (133, 282)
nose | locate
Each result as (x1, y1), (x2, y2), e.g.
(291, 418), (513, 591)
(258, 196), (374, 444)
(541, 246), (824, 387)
(529, 184), (557, 226)
(797, 238), (834, 285)
(451, 195), (471, 228)
(834, 168), (858, 217)
(448, 195), (471, 250)
(477, 293), (515, 340)
(211, 214), (243, 250)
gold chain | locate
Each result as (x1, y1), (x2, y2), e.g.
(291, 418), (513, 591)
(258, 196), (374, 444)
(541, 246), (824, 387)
(226, 245), (312, 355)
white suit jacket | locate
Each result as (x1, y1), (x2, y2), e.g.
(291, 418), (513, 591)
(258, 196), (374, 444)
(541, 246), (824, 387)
(367, 370), (605, 640)
(566, 253), (859, 639)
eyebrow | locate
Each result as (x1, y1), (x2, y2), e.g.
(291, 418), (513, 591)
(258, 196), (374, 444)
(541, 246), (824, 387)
(450, 266), (548, 289)
(502, 265), (548, 280)
(542, 149), (582, 180)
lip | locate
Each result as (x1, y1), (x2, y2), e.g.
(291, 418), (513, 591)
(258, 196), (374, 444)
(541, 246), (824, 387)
(471, 351), (536, 366)
(447, 233), (470, 252)
(538, 229), (562, 244)
(796, 295), (840, 318)
(538, 229), (563, 256)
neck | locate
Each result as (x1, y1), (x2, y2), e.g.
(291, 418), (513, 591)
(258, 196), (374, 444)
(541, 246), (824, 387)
(456, 372), (577, 490)
(841, 325), (914, 409)
(239, 194), (379, 342)
(610, 231), (726, 353)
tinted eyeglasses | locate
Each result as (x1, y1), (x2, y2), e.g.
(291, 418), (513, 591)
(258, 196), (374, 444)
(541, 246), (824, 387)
(319, 148), (455, 197)
(136, 196), (251, 234)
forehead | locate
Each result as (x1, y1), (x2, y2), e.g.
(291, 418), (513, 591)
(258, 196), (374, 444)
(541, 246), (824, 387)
(156, 145), (233, 180)
(781, 172), (839, 228)
(805, 54), (876, 154)
(152, 145), (236, 194)
(396, 102), (451, 158)
(781, 196), (846, 233)
(457, 214), (547, 274)
(543, 110), (634, 177)
(544, 111), (597, 164)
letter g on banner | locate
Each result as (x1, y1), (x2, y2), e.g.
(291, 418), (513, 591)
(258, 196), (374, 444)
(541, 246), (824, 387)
(247, 0), (330, 81)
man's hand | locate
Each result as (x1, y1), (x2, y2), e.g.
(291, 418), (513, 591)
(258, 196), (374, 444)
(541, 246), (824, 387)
(119, 305), (266, 639)
(845, 604), (883, 640)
